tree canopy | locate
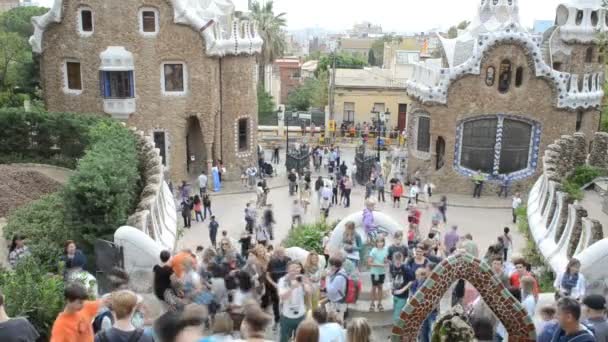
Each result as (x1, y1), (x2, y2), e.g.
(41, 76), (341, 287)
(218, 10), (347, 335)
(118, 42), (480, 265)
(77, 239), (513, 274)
(447, 20), (471, 39)
(250, 1), (287, 87)
(287, 71), (328, 112)
(316, 53), (367, 77)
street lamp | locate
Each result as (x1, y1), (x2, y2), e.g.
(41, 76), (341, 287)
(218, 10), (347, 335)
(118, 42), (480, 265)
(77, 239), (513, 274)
(371, 107), (380, 161)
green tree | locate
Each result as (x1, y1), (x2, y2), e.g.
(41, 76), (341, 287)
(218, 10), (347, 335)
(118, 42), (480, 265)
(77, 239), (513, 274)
(251, 1), (287, 88)
(447, 20), (471, 38)
(368, 49), (376, 66)
(287, 74), (328, 111)
(257, 88), (277, 125)
(0, 31), (28, 90)
(370, 34), (402, 67)
(0, 6), (48, 38)
(316, 53), (367, 77)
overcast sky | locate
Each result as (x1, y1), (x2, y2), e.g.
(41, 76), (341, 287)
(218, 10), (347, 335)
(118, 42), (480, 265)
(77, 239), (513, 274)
(36, 0), (563, 32)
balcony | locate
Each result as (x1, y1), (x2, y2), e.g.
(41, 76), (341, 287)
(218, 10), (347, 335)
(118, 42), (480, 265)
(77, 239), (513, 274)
(103, 98), (136, 120)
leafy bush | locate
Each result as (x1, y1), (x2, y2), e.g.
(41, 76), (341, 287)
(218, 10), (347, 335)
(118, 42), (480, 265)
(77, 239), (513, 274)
(562, 181), (584, 202)
(0, 257), (65, 340)
(568, 166), (603, 188)
(63, 120), (141, 248)
(3, 193), (73, 271)
(283, 221), (337, 254)
(516, 207), (555, 291)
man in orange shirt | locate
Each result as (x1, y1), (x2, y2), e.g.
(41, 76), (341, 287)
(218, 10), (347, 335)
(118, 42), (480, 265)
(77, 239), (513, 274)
(50, 283), (109, 342)
(510, 258), (540, 299)
(170, 250), (197, 278)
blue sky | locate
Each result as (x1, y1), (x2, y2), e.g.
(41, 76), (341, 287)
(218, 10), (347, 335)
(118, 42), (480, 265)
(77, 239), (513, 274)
(36, 0), (564, 32)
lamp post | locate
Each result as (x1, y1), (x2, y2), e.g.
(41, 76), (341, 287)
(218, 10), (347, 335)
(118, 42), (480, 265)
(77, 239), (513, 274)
(371, 107), (380, 161)
(285, 112), (290, 169)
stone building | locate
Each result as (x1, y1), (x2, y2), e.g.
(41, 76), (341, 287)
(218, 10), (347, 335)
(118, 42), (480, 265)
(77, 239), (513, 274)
(405, 0), (604, 194)
(30, 0), (262, 182)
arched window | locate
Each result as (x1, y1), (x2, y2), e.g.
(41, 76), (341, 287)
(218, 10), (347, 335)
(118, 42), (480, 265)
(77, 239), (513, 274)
(515, 67), (523, 87)
(591, 11), (599, 26)
(458, 116), (535, 176)
(576, 10), (584, 25)
(416, 116), (431, 153)
(485, 66), (495, 86)
(498, 60), (512, 93)
(585, 47), (594, 63)
(576, 111), (583, 132)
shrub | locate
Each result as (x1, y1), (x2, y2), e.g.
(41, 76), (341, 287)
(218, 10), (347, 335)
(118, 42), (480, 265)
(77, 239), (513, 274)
(0, 257), (65, 340)
(516, 207), (555, 291)
(568, 166), (603, 188)
(283, 220), (337, 254)
(3, 193), (73, 271)
(562, 181), (583, 202)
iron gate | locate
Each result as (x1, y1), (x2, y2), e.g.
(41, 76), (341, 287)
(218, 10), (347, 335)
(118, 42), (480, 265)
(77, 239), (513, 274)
(94, 239), (124, 294)
(286, 145), (310, 175)
(355, 144), (376, 185)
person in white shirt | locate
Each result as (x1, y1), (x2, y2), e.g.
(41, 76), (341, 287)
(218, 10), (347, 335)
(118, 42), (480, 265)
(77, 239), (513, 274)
(521, 275), (537, 319)
(554, 258), (586, 301)
(278, 262), (311, 342)
(512, 193), (522, 224)
(198, 171), (208, 196)
(320, 185), (333, 218)
(408, 183), (419, 205)
(313, 306), (346, 342)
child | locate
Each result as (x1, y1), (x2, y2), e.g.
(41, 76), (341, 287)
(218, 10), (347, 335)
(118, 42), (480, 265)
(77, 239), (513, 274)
(392, 181), (403, 208)
(407, 224), (420, 250)
(409, 267), (428, 296)
(502, 227), (512, 261)
(367, 236), (389, 312)
(291, 199), (303, 228)
(388, 231), (409, 261)
(390, 252), (414, 323)
(208, 216), (218, 248)
(193, 195), (203, 222)
(536, 305), (557, 335)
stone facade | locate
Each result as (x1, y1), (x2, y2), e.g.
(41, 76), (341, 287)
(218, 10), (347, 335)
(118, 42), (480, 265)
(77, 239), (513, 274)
(392, 253), (535, 342)
(405, 0), (603, 195)
(33, 0), (259, 183)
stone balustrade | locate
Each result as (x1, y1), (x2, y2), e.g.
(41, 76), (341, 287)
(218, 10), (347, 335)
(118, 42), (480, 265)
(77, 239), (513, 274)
(527, 132), (607, 294)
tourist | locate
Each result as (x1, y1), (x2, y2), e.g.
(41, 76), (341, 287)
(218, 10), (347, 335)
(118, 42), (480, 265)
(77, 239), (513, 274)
(179, 181), (190, 202)
(407, 224), (420, 250)
(512, 192), (522, 223)
(471, 317), (495, 342)
(180, 197), (192, 228)
(346, 317), (371, 342)
(537, 297), (596, 342)
(364, 178), (374, 199)
(407, 205), (421, 226)
(340, 161), (348, 177)
(272, 145), (280, 164)
(278, 261), (311, 342)
(154, 304), (207, 342)
(376, 174), (386, 203)
(438, 195), (448, 223)
(363, 198), (378, 242)
(368, 236), (388, 312)
(320, 184), (333, 218)
(262, 204), (276, 241)
(288, 169), (298, 196)
(247, 165), (257, 189)
(217, 238), (244, 270)
(324, 255), (349, 323)
(331, 176), (339, 206)
(341, 222), (362, 267)
(294, 319), (319, 342)
(94, 290), (152, 342)
(0, 289), (39, 342)
(537, 305), (557, 336)
(313, 307), (346, 342)
(212, 164), (221, 192)
(198, 171), (208, 196)
(291, 199), (303, 228)
(458, 234), (479, 258)
(554, 258), (586, 301)
(322, 232), (331, 265)
(300, 182), (311, 213)
(304, 252), (322, 310)
(392, 181), (403, 208)
(582, 294), (608, 341)
(255, 222), (270, 247)
(502, 227), (512, 261)
(472, 170), (484, 198)
(208, 216), (219, 248)
(199, 312), (233, 342)
(193, 195), (203, 222)
(408, 181), (419, 205)
(407, 245), (429, 276)
(60, 240), (88, 272)
(256, 182), (265, 208)
(351, 162), (357, 188)
(521, 276), (537, 319)
(443, 225), (460, 256)
(510, 258), (539, 299)
(343, 175), (352, 208)
(153, 250), (174, 303)
(50, 283), (110, 341)
(228, 271), (256, 329)
(240, 301), (273, 342)
(498, 174), (510, 198)
(387, 231), (409, 262)
(8, 234), (30, 267)
(315, 176), (324, 203)
(491, 257), (510, 288)
(390, 252), (414, 323)
(244, 202), (256, 234)
(411, 268), (436, 342)
(265, 247), (291, 330)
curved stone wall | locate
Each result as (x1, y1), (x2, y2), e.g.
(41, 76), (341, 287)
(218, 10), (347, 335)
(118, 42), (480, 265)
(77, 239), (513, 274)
(527, 132), (607, 293)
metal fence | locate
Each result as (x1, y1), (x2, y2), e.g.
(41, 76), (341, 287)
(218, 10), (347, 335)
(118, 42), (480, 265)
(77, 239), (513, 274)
(355, 144), (377, 185)
(94, 239), (124, 294)
(286, 145), (311, 175)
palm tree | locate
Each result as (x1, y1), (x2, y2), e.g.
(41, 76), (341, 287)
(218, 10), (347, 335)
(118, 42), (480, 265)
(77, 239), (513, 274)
(250, 0), (287, 89)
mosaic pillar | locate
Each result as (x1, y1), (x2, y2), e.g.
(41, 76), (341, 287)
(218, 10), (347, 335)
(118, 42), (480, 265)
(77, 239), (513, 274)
(492, 116), (504, 176)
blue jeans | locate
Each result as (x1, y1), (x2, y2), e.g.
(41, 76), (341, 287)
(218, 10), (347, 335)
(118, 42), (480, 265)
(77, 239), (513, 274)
(419, 311), (437, 342)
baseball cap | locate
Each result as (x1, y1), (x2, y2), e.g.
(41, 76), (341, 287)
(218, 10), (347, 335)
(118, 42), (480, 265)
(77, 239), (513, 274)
(583, 294), (607, 311)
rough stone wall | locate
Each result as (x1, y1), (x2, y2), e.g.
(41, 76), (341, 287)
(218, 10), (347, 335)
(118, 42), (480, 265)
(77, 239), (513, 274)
(393, 253), (536, 342)
(38, 0), (256, 183)
(589, 219), (604, 245)
(567, 205), (588, 258)
(589, 132), (608, 169)
(555, 192), (571, 242)
(406, 43), (598, 194)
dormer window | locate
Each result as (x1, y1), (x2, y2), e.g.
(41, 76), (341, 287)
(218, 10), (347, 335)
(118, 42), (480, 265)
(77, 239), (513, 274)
(585, 47), (594, 63)
(139, 7), (159, 36)
(78, 7), (93, 35)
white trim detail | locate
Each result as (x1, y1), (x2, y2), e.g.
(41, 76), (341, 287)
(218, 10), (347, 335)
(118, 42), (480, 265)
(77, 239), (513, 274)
(235, 115), (254, 158)
(160, 62), (188, 96)
(29, 0), (263, 56)
(138, 7), (160, 37)
(62, 59), (82, 95)
(77, 6), (94, 37)
(100, 46), (134, 71)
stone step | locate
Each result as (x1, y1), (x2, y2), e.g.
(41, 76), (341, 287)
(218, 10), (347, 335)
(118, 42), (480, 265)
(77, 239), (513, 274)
(349, 298), (395, 313)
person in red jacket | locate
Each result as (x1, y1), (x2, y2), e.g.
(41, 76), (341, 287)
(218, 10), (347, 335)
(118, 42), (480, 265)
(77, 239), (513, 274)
(392, 182), (404, 208)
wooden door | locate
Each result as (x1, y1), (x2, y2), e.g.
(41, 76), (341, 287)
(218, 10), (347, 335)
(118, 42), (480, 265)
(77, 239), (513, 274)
(398, 104), (407, 131)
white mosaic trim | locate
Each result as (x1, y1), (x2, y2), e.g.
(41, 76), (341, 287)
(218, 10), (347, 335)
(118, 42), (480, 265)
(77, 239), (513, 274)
(29, 0), (263, 57)
(405, 27), (604, 110)
(234, 115), (254, 158)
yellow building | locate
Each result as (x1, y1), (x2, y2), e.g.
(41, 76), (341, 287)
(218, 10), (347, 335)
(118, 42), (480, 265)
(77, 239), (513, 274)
(334, 68), (412, 132)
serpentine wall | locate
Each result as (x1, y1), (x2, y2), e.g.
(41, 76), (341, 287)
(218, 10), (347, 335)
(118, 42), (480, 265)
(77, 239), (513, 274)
(527, 132), (608, 293)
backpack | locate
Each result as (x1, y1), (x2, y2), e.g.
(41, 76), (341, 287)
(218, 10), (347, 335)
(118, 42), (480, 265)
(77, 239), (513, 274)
(336, 272), (361, 304)
(96, 328), (144, 342)
(92, 309), (114, 334)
